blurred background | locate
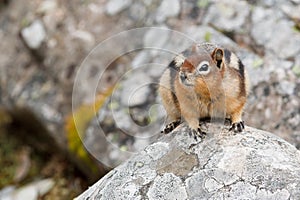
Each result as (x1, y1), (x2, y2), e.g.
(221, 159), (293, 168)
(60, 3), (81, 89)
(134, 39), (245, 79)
(0, 0), (299, 199)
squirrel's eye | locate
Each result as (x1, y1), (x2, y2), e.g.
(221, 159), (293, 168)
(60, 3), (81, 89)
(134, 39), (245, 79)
(197, 61), (210, 74)
(199, 64), (209, 71)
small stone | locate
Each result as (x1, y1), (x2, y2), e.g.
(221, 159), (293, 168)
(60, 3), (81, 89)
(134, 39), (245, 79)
(35, 179), (55, 197)
(156, 0), (180, 22)
(21, 20), (46, 49)
(266, 20), (300, 59)
(251, 22), (271, 45)
(105, 0), (132, 16)
(13, 185), (38, 200)
(143, 27), (170, 51)
(251, 7), (300, 59)
(6, 179), (54, 200)
(71, 30), (95, 48)
(112, 109), (132, 130)
(132, 51), (151, 69)
(265, 108), (272, 119)
(120, 72), (152, 107)
(277, 80), (295, 96)
(38, 0), (57, 14)
(129, 3), (147, 21)
(281, 4), (300, 20)
(203, 1), (250, 32)
(251, 7), (283, 46)
(0, 186), (15, 200)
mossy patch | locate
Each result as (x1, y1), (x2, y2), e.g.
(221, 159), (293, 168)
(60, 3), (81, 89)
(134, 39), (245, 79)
(292, 65), (300, 77)
(65, 87), (114, 175)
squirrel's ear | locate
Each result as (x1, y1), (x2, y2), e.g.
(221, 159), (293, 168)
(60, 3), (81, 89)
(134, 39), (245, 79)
(192, 44), (199, 53)
(211, 48), (224, 69)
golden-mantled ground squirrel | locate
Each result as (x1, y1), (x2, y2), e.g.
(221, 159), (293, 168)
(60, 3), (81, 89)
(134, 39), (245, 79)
(159, 43), (249, 139)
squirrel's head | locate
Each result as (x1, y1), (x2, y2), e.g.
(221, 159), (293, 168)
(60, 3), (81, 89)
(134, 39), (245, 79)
(178, 46), (226, 97)
(178, 46), (225, 85)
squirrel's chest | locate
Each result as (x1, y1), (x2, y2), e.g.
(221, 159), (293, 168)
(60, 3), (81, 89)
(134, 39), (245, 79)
(175, 83), (226, 116)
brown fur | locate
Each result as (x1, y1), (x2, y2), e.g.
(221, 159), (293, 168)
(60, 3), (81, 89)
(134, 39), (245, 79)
(159, 43), (249, 133)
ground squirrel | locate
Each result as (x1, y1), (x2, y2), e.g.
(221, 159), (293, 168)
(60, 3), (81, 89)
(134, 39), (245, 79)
(158, 43), (249, 139)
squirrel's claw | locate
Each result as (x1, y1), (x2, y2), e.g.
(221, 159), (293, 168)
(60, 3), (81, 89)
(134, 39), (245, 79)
(161, 119), (181, 134)
(189, 127), (206, 141)
(229, 121), (245, 132)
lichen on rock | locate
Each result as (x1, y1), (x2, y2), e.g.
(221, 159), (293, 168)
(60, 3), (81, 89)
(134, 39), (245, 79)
(76, 123), (300, 200)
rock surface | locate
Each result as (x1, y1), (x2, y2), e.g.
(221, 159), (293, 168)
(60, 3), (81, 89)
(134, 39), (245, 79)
(76, 124), (300, 200)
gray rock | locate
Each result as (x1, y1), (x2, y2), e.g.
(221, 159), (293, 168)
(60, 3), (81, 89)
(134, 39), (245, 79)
(247, 65), (270, 87)
(37, 0), (57, 14)
(20, 20), (46, 49)
(266, 20), (300, 59)
(132, 51), (151, 69)
(143, 27), (170, 52)
(183, 25), (238, 49)
(156, 0), (180, 23)
(256, 54), (294, 84)
(291, 0), (300, 3)
(251, 7), (300, 59)
(258, 0), (285, 7)
(128, 3), (147, 21)
(120, 71), (152, 107)
(280, 3), (300, 20)
(105, 0), (132, 16)
(112, 108), (132, 130)
(0, 186), (15, 200)
(1, 179), (54, 200)
(147, 173), (188, 200)
(76, 124), (300, 199)
(203, 1), (250, 32)
(251, 7), (283, 46)
(71, 30), (95, 49)
(277, 80), (295, 96)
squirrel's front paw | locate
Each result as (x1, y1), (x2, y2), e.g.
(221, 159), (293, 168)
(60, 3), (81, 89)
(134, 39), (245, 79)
(229, 121), (245, 133)
(189, 127), (206, 141)
(161, 119), (181, 134)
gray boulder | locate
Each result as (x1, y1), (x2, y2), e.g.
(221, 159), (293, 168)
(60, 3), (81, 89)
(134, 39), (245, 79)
(76, 123), (300, 200)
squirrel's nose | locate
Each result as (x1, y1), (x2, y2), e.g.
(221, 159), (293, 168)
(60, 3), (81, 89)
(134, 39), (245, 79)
(181, 60), (194, 72)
